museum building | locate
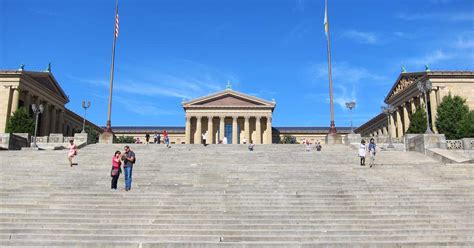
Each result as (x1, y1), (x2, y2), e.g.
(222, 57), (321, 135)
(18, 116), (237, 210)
(355, 70), (474, 139)
(0, 68), (102, 136)
(112, 89), (352, 144)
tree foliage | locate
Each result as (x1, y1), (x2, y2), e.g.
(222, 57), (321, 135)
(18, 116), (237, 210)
(84, 125), (100, 144)
(435, 94), (469, 139)
(280, 135), (297, 144)
(457, 110), (474, 138)
(5, 107), (35, 134)
(115, 136), (135, 143)
(406, 107), (427, 134)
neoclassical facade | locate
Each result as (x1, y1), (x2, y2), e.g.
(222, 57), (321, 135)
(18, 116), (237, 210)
(356, 70), (474, 138)
(182, 89), (276, 144)
(0, 68), (101, 136)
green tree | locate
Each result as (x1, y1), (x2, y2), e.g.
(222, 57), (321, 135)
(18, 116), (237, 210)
(457, 110), (474, 138)
(84, 125), (100, 144)
(280, 135), (297, 144)
(435, 94), (469, 139)
(406, 107), (427, 134)
(5, 107), (35, 134)
(115, 136), (135, 143)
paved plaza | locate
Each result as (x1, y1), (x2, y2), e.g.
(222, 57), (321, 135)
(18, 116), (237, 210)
(1, 144), (473, 247)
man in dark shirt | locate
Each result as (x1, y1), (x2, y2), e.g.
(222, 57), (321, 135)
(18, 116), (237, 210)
(122, 146), (136, 191)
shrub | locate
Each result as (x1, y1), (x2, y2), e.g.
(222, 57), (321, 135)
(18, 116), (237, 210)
(5, 107), (35, 134)
(435, 94), (469, 139)
(406, 107), (427, 134)
(115, 136), (135, 143)
(280, 135), (297, 144)
(457, 110), (474, 138)
(84, 125), (99, 144)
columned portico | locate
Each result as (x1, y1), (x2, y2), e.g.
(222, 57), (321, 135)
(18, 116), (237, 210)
(182, 89), (276, 144)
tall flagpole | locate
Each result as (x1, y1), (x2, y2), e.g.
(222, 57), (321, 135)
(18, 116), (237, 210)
(105, 0), (119, 132)
(325, 0), (337, 134)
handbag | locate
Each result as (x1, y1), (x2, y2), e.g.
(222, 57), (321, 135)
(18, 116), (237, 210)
(111, 167), (119, 177)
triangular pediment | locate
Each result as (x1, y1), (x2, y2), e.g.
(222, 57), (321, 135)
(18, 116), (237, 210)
(23, 71), (69, 102)
(385, 72), (425, 102)
(183, 89), (275, 109)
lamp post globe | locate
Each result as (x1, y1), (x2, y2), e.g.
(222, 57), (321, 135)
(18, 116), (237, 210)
(31, 103), (44, 148)
(417, 80), (433, 134)
(81, 101), (91, 133)
(345, 101), (356, 133)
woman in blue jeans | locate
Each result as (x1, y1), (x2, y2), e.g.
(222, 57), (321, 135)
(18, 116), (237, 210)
(122, 146), (136, 191)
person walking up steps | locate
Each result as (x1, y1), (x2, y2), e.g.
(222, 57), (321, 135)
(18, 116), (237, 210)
(122, 146), (136, 191)
(359, 139), (367, 166)
(163, 130), (170, 148)
(368, 138), (377, 168)
(111, 150), (122, 190)
(67, 139), (78, 167)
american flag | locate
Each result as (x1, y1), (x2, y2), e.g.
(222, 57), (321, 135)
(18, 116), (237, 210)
(114, 12), (119, 38)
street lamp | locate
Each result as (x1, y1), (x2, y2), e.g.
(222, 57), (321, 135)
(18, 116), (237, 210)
(417, 80), (433, 134)
(345, 101), (356, 133)
(81, 101), (90, 133)
(31, 103), (44, 148)
(381, 104), (395, 149)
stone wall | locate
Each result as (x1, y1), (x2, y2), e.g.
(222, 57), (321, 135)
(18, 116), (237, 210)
(0, 133), (28, 150)
(406, 134), (447, 154)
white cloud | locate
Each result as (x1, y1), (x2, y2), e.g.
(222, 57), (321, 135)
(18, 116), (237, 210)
(397, 12), (474, 22)
(115, 98), (178, 116)
(295, 0), (305, 12)
(73, 59), (238, 101)
(403, 49), (453, 67)
(456, 37), (474, 49)
(312, 62), (385, 84)
(310, 62), (384, 110)
(341, 30), (378, 45)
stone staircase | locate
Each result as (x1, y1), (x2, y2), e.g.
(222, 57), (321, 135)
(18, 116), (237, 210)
(1, 144), (473, 247)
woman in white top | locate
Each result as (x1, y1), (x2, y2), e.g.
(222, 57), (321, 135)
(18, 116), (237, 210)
(358, 139), (367, 166)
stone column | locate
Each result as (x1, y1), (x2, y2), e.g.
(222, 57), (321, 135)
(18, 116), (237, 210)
(383, 126), (388, 135)
(232, 116), (238, 144)
(410, 99), (416, 114)
(403, 103), (410, 133)
(244, 116), (250, 144)
(10, 87), (20, 116)
(207, 116), (213, 144)
(419, 94), (426, 109)
(185, 116), (191, 144)
(396, 108), (403, 138)
(255, 116), (262, 144)
(389, 112), (396, 139)
(266, 116), (272, 144)
(50, 105), (57, 133)
(58, 109), (64, 135)
(195, 116), (202, 144)
(40, 102), (50, 136)
(23, 92), (31, 115)
(219, 116), (225, 142)
(430, 90), (438, 133)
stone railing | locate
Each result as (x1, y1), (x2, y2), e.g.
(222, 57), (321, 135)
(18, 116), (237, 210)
(446, 138), (474, 150)
(446, 140), (463, 150)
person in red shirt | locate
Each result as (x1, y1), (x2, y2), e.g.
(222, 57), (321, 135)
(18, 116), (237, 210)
(111, 150), (122, 190)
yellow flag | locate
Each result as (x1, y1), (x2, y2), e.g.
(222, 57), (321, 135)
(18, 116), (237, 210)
(324, 0), (328, 38)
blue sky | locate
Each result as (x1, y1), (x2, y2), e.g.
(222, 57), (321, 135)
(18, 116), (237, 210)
(1, 0), (473, 128)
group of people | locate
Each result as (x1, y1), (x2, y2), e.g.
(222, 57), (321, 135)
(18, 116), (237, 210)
(111, 145), (136, 191)
(64, 136), (379, 192)
(143, 131), (170, 147)
(303, 139), (322, 152)
(359, 138), (377, 167)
